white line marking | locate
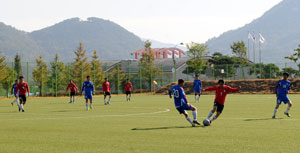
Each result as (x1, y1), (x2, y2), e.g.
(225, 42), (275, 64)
(0, 109), (170, 121)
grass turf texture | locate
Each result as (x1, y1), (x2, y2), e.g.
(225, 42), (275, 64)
(0, 94), (300, 153)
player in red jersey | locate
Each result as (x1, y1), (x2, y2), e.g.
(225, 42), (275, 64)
(66, 80), (78, 104)
(102, 78), (111, 105)
(15, 76), (30, 112)
(202, 80), (240, 124)
(124, 79), (133, 102)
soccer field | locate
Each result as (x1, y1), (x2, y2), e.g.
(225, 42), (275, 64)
(0, 94), (300, 153)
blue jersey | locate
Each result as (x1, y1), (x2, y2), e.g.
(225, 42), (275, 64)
(276, 80), (291, 96)
(193, 80), (202, 91)
(11, 83), (18, 95)
(169, 85), (188, 108)
(82, 81), (94, 95)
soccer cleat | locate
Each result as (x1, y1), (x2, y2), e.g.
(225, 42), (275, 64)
(192, 123), (196, 127)
(69, 101), (72, 104)
(11, 103), (13, 106)
(284, 112), (291, 117)
(193, 120), (201, 126)
(22, 109), (25, 112)
(272, 115), (276, 119)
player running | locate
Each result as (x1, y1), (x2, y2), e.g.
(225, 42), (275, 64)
(124, 79), (132, 102)
(81, 76), (95, 111)
(193, 75), (202, 103)
(102, 78), (111, 105)
(15, 76), (30, 112)
(202, 80), (240, 124)
(169, 79), (201, 127)
(272, 72), (292, 119)
(66, 80), (78, 104)
(11, 79), (19, 106)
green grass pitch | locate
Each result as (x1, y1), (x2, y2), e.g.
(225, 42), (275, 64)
(0, 94), (300, 153)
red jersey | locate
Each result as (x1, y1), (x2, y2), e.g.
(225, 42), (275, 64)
(66, 83), (78, 92)
(16, 82), (30, 96)
(102, 82), (111, 92)
(204, 85), (239, 105)
(124, 82), (132, 91)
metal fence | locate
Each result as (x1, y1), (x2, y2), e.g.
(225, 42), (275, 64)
(0, 61), (298, 97)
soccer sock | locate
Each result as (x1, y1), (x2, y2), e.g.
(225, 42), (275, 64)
(104, 99), (107, 104)
(192, 111), (197, 121)
(197, 95), (200, 102)
(186, 116), (193, 125)
(207, 111), (213, 119)
(126, 96), (128, 101)
(195, 96), (197, 102)
(70, 97), (72, 102)
(90, 103), (93, 108)
(108, 97), (111, 103)
(285, 106), (291, 113)
(16, 99), (19, 105)
(73, 97), (75, 103)
(85, 103), (88, 109)
(20, 104), (24, 110)
(211, 115), (217, 122)
(273, 108), (277, 116)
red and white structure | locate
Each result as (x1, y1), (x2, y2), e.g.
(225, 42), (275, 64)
(131, 48), (186, 59)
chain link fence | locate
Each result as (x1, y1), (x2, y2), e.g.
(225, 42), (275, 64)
(0, 60), (298, 97)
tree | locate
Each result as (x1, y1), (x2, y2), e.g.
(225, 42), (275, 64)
(14, 53), (22, 78)
(32, 56), (50, 96)
(138, 40), (160, 91)
(285, 44), (300, 71)
(0, 52), (7, 81)
(107, 65), (127, 93)
(91, 50), (104, 89)
(183, 42), (208, 76)
(249, 63), (280, 79)
(49, 53), (67, 96)
(72, 42), (91, 90)
(281, 67), (299, 78)
(0, 52), (14, 97)
(230, 41), (247, 59)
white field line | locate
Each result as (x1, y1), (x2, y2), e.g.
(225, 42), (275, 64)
(0, 109), (171, 121)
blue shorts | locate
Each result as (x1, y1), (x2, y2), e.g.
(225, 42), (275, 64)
(85, 94), (93, 100)
(176, 103), (192, 114)
(277, 95), (290, 105)
(194, 88), (201, 94)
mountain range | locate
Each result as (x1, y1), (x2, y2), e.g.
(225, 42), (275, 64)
(0, 17), (143, 62)
(205, 0), (300, 63)
(1, 0), (299, 63)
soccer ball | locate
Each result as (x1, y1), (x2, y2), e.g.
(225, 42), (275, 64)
(203, 119), (211, 126)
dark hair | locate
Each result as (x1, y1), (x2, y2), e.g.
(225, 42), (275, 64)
(15, 79), (18, 82)
(105, 78), (108, 80)
(195, 74), (199, 77)
(218, 80), (224, 84)
(19, 76), (24, 79)
(283, 72), (289, 77)
(178, 79), (184, 84)
(87, 76), (90, 79)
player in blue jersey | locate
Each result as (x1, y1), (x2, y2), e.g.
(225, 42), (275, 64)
(272, 72), (292, 119)
(11, 80), (19, 106)
(169, 79), (200, 127)
(81, 76), (95, 111)
(193, 75), (202, 103)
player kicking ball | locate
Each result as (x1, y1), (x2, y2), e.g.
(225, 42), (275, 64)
(11, 79), (19, 106)
(15, 76), (30, 112)
(193, 75), (202, 103)
(81, 76), (95, 111)
(202, 80), (240, 125)
(272, 72), (292, 119)
(66, 80), (78, 104)
(169, 79), (200, 127)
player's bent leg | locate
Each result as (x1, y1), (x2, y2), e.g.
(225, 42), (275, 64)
(190, 106), (200, 125)
(211, 112), (221, 123)
(284, 101), (292, 117)
(183, 112), (195, 127)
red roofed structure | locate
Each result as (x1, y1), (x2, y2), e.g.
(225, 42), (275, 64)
(131, 48), (186, 59)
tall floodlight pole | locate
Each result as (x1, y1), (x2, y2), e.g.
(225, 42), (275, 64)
(172, 42), (184, 82)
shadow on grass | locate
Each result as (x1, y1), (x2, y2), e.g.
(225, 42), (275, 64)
(131, 125), (205, 131)
(244, 118), (283, 121)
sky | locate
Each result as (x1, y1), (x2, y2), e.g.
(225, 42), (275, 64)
(0, 0), (282, 44)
